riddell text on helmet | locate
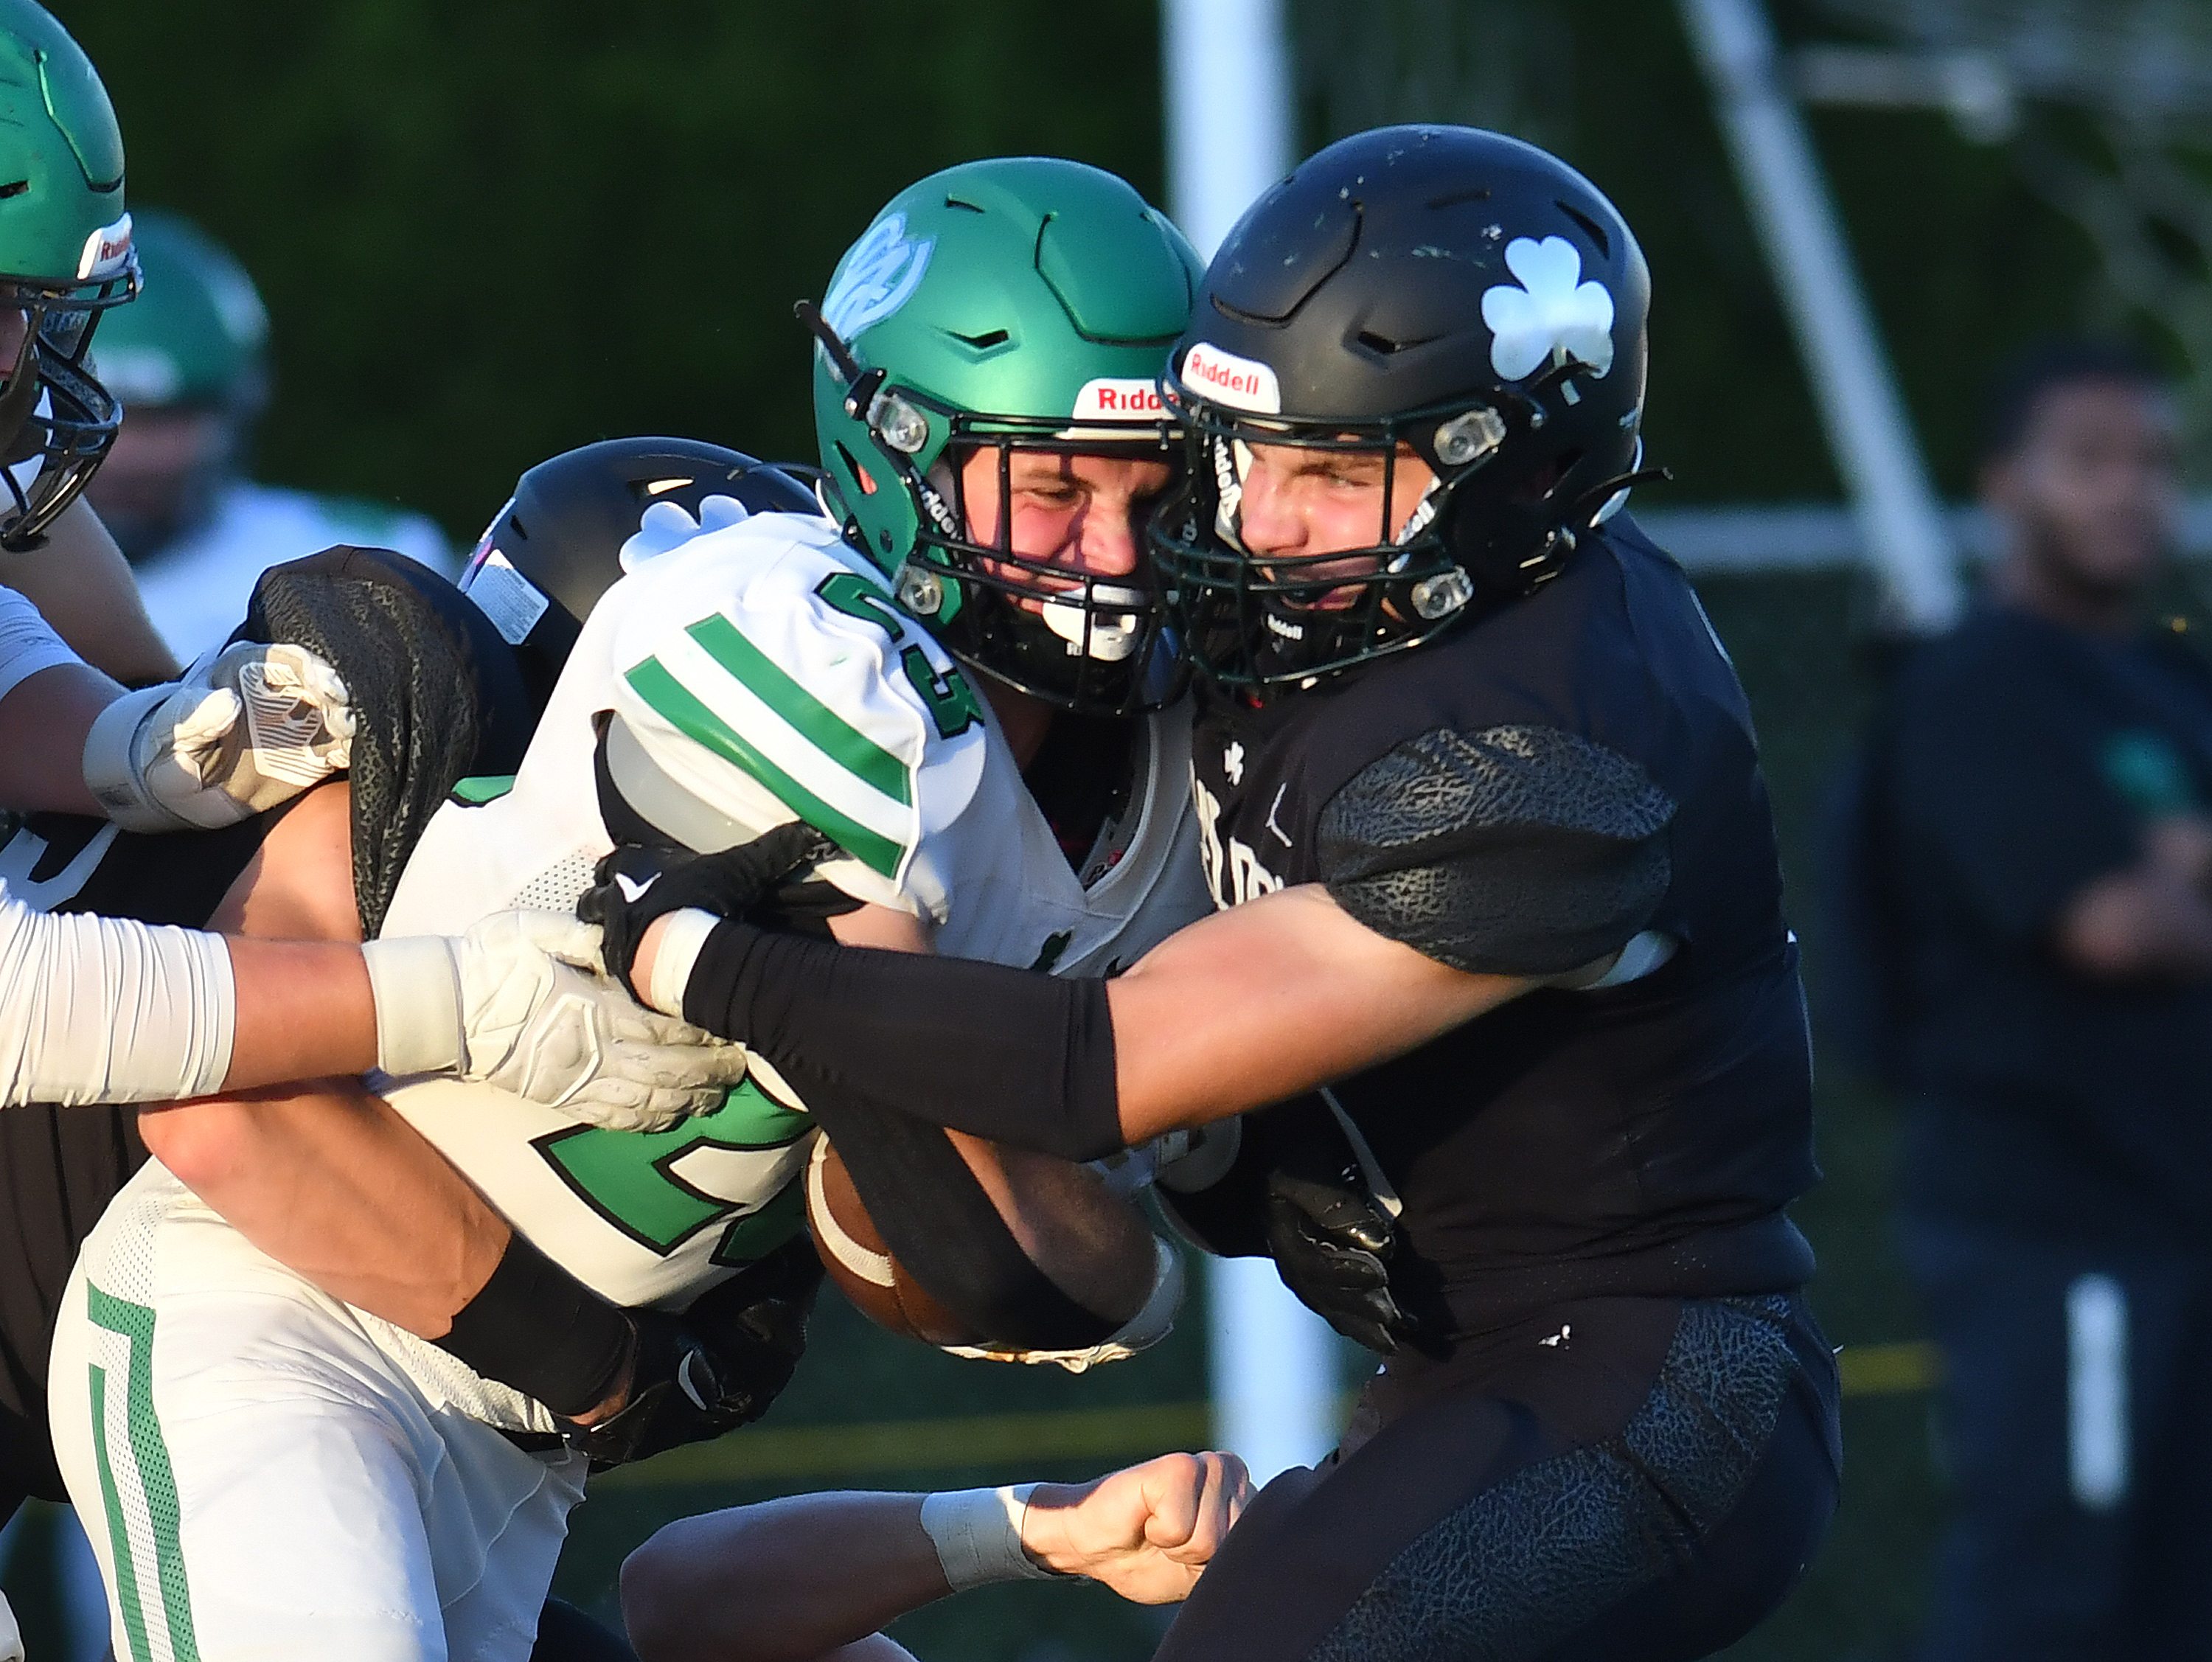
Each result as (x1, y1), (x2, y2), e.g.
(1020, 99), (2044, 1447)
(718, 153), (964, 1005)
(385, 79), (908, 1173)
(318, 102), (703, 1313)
(1068, 378), (1164, 420)
(1180, 341), (1281, 414)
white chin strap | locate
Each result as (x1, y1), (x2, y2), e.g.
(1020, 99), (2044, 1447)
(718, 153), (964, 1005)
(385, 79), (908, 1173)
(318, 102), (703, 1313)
(1040, 583), (1145, 662)
(3, 388), (52, 500)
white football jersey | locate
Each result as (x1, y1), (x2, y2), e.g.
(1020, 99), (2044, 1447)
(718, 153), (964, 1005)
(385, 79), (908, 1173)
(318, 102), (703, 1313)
(378, 506), (1210, 1310)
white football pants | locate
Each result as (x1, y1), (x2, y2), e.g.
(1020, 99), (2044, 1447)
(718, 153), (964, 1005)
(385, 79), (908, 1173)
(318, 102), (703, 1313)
(48, 1161), (587, 1662)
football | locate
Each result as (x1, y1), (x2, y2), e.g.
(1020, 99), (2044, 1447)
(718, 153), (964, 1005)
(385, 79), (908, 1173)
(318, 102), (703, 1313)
(804, 1133), (977, 1346)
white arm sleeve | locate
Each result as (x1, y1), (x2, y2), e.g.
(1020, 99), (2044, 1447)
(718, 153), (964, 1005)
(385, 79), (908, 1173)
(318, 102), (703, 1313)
(0, 880), (237, 1106)
(0, 585), (80, 706)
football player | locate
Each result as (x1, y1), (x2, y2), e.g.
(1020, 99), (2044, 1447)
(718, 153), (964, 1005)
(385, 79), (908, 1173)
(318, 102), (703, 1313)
(0, 9), (743, 1655)
(593, 125), (1846, 1662)
(0, 0), (732, 1128)
(85, 208), (455, 663)
(46, 159), (1219, 1662)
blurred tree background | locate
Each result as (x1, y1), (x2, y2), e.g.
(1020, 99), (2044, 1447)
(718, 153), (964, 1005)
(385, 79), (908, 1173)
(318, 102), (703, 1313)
(52, 0), (2118, 540)
(6, 2), (2163, 1659)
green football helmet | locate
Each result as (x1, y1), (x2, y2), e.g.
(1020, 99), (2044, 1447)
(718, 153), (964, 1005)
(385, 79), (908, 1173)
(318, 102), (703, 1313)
(807, 157), (1200, 715)
(0, 0), (136, 546)
(91, 209), (268, 414)
(84, 209), (268, 557)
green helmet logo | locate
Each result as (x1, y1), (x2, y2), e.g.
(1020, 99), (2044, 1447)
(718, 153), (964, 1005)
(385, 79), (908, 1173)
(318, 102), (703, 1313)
(0, 0), (138, 546)
(807, 156), (1201, 716)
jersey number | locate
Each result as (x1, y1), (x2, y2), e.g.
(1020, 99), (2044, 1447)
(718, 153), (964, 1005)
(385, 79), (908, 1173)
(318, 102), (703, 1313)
(901, 647), (982, 740)
(812, 570), (982, 740)
(532, 1077), (810, 1268)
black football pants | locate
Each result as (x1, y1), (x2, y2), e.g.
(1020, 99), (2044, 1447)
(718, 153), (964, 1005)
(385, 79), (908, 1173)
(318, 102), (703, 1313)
(1153, 1293), (1840, 1662)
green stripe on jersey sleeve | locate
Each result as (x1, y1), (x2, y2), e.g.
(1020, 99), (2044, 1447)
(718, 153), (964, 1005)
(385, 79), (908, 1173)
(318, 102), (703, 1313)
(684, 613), (913, 807)
(623, 656), (908, 880)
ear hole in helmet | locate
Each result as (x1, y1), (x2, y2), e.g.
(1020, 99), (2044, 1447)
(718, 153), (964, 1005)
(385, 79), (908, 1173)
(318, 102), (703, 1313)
(1556, 201), (1610, 255)
(834, 441), (879, 498)
(1512, 450), (1581, 504)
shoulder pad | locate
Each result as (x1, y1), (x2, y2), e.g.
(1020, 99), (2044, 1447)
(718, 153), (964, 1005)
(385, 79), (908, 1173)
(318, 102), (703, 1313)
(1318, 724), (1675, 975)
(604, 518), (987, 919)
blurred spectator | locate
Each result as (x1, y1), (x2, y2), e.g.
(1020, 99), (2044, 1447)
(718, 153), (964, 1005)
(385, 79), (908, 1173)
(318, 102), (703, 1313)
(86, 209), (451, 664)
(1867, 339), (2212, 1660)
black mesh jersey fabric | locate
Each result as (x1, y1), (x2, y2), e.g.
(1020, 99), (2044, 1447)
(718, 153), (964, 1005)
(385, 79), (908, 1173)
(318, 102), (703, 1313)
(1184, 515), (1817, 1343)
(243, 545), (533, 939)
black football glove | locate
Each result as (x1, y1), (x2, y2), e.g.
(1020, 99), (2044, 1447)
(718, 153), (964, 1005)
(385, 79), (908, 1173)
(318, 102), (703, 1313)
(578, 821), (834, 999)
(1264, 1161), (1411, 1355)
(564, 1232), (823, 1467)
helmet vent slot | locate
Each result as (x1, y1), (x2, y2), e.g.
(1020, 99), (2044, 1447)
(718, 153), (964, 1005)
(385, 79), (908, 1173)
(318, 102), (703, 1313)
(1425, 187), (1490, 211)
(1355, 330), (1402, 356)
(944, 195), (986, 214)
(1556, 201), (1610, 256)
(0, 181), (26, 200)
(947, 328), (1010, 350)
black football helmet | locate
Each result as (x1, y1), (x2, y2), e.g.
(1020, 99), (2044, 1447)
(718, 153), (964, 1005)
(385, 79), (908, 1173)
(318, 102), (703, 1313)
(460, 437), (820, 712)
(1150, 125), (1655, 693)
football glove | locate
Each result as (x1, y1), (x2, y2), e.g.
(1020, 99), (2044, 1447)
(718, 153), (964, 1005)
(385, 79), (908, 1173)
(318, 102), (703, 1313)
(361, 911), (751, 1131)
(1265, 1158), (1411, 1356)
(83, 641), (355, 832)
(578, 821), (834, 1001)
(566, 1233), (823, 1467)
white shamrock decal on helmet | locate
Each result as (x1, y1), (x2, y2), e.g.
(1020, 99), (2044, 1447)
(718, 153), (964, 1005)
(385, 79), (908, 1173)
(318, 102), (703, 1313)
(618, 493), (752, 574)
(821, 212), (935, 344)
(1480, 235), (1615, 383)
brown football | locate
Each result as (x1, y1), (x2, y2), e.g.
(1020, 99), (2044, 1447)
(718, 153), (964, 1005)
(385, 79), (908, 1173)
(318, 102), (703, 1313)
(804, 1134), (977, 1346)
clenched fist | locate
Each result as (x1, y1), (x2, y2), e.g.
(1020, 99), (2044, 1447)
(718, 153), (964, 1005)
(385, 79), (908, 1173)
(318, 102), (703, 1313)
(1018, 1450), (1253, 1604)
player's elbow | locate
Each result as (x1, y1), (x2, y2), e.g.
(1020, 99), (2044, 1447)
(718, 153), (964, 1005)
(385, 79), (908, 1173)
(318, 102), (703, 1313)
(136, 1096), (256, 1194)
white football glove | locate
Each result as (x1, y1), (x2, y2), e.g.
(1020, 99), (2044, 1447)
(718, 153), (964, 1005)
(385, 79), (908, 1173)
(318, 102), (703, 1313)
(83, 641), (356, 832)
(361, 911), (749, 1132)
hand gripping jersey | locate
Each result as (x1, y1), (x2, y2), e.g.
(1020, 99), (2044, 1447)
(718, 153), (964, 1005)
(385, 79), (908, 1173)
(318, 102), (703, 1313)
(1186, 516), (1819, 1343)
(378, 508), (1211, 1315)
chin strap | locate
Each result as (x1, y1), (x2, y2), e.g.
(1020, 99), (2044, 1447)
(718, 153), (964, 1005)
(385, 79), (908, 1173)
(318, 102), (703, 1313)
(1565, 464), (1673, 532)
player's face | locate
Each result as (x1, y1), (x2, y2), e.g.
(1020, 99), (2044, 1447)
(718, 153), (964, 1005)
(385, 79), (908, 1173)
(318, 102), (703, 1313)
(82, 406), (229, 538)
(1989, 378), (2179, 600)
(1234, 441), (1439, 606)
(957, 446), (1173, 583)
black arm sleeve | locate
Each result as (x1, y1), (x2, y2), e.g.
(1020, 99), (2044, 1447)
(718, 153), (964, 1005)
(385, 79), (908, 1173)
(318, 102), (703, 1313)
(1317, 724), (1676, 975)
(681, 921), (1126, 1162)
(434, 1233), (635, 1419)
(776, 1053), (1119, 1348)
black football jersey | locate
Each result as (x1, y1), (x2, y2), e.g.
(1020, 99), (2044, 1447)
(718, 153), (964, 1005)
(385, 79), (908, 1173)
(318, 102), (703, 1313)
(1187, 517), (1818, 1341)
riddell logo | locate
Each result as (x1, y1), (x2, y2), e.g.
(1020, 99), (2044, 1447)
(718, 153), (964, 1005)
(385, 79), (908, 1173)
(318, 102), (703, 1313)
(77, 213), (133, 281)
(1180, 341), (1281, 414)
(1068, 378), (1164, 421)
